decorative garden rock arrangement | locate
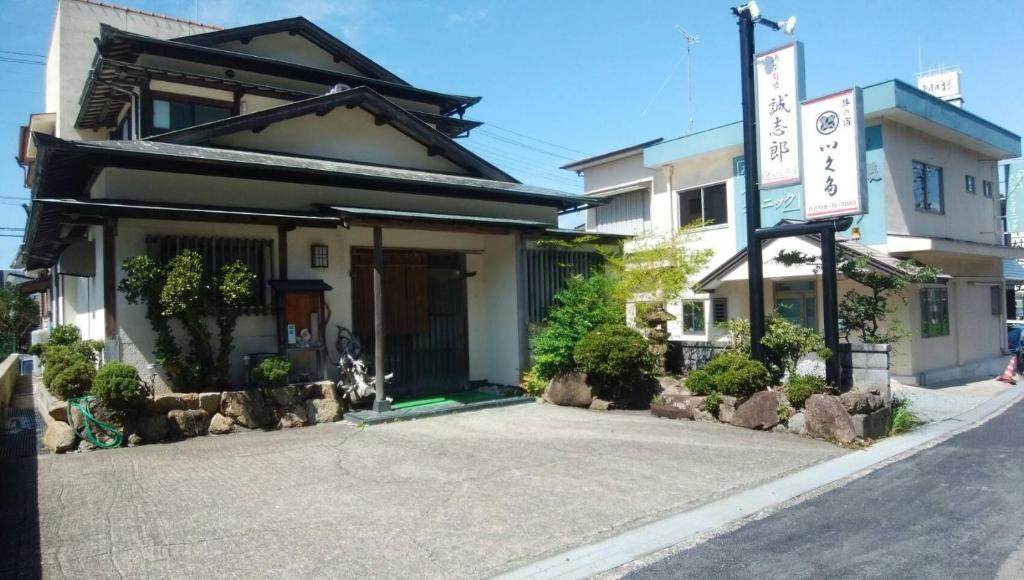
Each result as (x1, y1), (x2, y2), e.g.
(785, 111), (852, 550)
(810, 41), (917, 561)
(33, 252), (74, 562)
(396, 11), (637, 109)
(650, 385), (894, 446)
(543, 373), (594, 408)
(43, 380), (345, 454)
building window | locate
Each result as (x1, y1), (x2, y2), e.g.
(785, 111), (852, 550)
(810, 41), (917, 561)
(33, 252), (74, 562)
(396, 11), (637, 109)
(913, 161), (944, 214)
(712, 297), (728, 325)
(920, 287), (950, 338)
(146, 235), (272, 315)
(150, 96), (231, 134)
(679, 183), (728, 227)
(992, 285), (1003, 316)
(983, 180), (994, 198)
(310, 244), (329, 268)
(682, 300), (705, 333)
(965, 175), (976, 194)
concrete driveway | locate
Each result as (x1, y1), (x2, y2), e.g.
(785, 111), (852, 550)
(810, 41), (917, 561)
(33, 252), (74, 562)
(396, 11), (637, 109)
(12, 403), (843, 578)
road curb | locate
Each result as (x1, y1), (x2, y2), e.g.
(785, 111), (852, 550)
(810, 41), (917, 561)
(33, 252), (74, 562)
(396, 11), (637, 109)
(494, 384), (1024, 580)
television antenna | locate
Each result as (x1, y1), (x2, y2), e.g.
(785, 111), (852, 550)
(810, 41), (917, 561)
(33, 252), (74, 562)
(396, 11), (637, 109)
(676, 25), (700, 133)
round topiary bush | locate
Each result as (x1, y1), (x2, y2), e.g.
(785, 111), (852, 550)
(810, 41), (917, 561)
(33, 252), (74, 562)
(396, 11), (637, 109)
(785, 374), (829, 409)
(573, 324), (655, 402)
(43, 345), (96, 400)
(253, 356), (292, 388)
(48, 324), (82, 347)
(684, 351), (771, 398)
(92, 362), (143, 406)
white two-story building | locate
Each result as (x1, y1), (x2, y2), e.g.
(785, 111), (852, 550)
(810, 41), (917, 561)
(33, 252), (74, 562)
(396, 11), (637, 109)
(565, 79), (1023, 385)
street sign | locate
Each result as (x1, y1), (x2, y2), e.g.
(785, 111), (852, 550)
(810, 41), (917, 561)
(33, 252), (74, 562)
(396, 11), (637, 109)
(800, 87), (867, 220)
(755, 42), (804, 188)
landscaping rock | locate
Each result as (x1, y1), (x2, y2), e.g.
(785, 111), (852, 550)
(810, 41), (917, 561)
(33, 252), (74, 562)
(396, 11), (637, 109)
(208, 413), (234, 435)
(299, 381), (337, 401)
(805, 394), (857, 444)
(197, 392), (221, 415)
(127, 433), (144, 447)
(221, 390), (272, 429)
(42, 421), (77, 453)
(543, 373), (593, 407)
(589, 398), (612, 411)
(78, 439), (96, 452)
(68, 399), (128, 447)
(651, 401), (692, 420)
(787, 411), (808, 435)
(852, 406), (891, 439)
(716, 395), (739, 424)
(167, 409), (210, 438)
(729, 390), (782, 430)
(839, 391), (885, 415)
(657, 376), (689, 397)
(278, 411), (306, 429)
(305, 398), (342, 424)
(47, 401), (68, 423)
(136, 413), (169, 442)
(147, 392), (199, 414)
(267, 385), (299, 407)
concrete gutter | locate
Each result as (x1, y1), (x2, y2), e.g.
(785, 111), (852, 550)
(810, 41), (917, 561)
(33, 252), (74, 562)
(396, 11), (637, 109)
(495, 383), (1024, 580)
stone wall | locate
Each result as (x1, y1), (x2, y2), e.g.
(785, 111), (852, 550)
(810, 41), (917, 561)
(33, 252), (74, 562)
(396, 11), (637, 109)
(839, 343), (890, 400)
(0, 353), (20, 425)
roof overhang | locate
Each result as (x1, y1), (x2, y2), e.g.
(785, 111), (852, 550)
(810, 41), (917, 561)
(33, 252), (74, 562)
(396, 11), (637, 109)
(583, 178), (652, 199)
(17, 275), (50, 296)
(886, 234), (1024, 260)
(561, 138), (663, 172)
(30, 134), (596, 211)
(643, 123), (743, 168)
(96, 24), (480, 116)
(327, 205), (554, 233)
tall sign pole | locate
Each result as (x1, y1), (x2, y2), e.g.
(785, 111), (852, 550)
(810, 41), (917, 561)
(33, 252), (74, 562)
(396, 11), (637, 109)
(735, 8), (766, 363)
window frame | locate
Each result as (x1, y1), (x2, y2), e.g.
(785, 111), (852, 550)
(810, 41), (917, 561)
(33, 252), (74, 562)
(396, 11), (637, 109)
(965, 174), (976, 194)
(920, 287), (950, 338)
(144, 91), (235, 137)
(681, 300), (706, 334)
(712, 297), (728, 326)
(913, 160), (945, 214)
(677, 182), (729, 229)
(983, 179), (994, 198)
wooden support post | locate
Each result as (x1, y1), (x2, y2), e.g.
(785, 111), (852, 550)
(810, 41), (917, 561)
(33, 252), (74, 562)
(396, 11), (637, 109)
(103, 220), (118, 352)
(372, 225), (390, 412)
(277, 225), (293, 280)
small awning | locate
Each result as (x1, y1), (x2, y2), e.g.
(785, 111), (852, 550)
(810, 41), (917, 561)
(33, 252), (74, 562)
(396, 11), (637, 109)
(17, 276), (50, 295)
(269, 279), (333, 292)
(583, 180), (651, 199)
(887, 234), (1024, 260)
(328, 205), (553, 232)
(1005, 260), (1024, 284)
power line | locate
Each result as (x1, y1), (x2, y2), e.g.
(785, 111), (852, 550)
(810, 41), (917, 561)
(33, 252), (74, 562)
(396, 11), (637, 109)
(470, 142), (579, 177)
(0, 49), (46, 59)
(483, 124), (592, 157)
(475, 130), (578, 162)
(468, 143), (581, 181)
(0, 57), (44, 66)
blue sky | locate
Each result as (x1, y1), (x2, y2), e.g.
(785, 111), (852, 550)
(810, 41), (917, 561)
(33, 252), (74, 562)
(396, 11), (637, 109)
(1, 0), (1022, 266)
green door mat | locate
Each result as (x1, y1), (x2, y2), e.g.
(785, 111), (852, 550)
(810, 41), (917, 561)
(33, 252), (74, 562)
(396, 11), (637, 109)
(391, 391), (502, 410)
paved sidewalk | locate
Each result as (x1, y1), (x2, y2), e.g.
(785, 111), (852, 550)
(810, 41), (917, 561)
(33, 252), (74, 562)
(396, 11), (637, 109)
(5, 403), (842, 579)
(893, 377), (1015, 422)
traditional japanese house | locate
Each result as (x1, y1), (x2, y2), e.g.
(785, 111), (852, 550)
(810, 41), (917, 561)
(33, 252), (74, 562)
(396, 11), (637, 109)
(17, 0), (600, 402)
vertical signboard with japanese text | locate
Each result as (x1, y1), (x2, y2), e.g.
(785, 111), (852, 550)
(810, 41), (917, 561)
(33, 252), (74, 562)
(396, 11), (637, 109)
(800, 87), (867, 219)
(755, 42), (804, 188)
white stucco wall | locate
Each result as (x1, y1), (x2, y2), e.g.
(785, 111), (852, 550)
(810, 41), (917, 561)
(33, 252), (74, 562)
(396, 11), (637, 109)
(212, 33), (367, 76)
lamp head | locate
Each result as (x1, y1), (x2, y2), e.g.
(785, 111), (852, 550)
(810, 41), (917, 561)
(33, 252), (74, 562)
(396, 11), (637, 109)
(746, 1), (762, 20)
(780, 15), (797, 35)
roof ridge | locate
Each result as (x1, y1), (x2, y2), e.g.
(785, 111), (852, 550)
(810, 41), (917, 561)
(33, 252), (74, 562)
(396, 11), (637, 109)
(71, 0), (221, 30)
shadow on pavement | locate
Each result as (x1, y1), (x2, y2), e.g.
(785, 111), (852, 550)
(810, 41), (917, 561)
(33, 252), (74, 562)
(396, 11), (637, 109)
(0, 376), (43, 579)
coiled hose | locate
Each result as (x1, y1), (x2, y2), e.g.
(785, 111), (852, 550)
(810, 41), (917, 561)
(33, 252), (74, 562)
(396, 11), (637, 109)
(66, 396), (123, 449)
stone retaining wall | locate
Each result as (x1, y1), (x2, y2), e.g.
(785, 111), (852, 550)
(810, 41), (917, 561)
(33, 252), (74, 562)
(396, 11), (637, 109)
(839, 343), (890, 400)
(0, 353), (20, 425)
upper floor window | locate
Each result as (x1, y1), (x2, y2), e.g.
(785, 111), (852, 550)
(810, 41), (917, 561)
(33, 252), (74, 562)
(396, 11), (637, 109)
(679, 183), (727, 227)
(150, 96), (231, 134)
(965, 175), (976, 194)
(913, 161), (944, 214)
(983, 180), (994, 198)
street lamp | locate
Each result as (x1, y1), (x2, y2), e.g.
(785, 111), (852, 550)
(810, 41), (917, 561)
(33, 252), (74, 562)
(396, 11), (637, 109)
(731, 1), (796, 364)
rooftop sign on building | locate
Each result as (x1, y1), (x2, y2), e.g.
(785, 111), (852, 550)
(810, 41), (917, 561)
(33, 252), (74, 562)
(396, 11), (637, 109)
(917, 68), (963, 108)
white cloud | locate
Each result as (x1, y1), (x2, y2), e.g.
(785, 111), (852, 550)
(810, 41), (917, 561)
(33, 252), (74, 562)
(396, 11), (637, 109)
(446, 5), (488, 25)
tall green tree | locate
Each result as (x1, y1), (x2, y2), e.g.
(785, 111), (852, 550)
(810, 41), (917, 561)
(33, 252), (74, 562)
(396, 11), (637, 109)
(0, 282), (40, 351)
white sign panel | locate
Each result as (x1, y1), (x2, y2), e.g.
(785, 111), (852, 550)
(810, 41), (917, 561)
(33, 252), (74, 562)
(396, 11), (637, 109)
(755, 42), (803, 188)
(917, 69), (960, 101)
(800, 87), (867, 220)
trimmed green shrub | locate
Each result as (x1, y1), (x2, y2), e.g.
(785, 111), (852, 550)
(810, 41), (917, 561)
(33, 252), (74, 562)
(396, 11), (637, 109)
(253, 356), (291, 388)
(705, 392), (721, 417)
(723, 314), (831, 385)
(43, 345), (96, 400)
(531, 274), (622, 380)
(785, 374), (829, 409)
(521, 367), (547, 397)
(48, 324), (82, 347)
(684, 351), (771, 398)
(92, 362), (143, 406)
(574, 324), (656, 402)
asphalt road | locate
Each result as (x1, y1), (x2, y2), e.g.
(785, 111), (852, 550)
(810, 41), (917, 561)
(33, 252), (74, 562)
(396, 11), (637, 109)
(625, 398), (1024, 580)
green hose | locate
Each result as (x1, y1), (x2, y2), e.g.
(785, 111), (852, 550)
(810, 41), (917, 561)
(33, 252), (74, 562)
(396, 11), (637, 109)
(66, 396), (123, 449)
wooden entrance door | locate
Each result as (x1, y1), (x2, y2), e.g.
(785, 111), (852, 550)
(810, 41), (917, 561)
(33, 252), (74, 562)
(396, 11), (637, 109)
(351, 249), (469, 398)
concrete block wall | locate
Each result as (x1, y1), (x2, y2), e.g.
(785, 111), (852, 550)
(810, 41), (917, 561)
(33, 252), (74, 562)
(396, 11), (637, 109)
(840, 343), (890, 400)
(0, 353), (22, 425)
